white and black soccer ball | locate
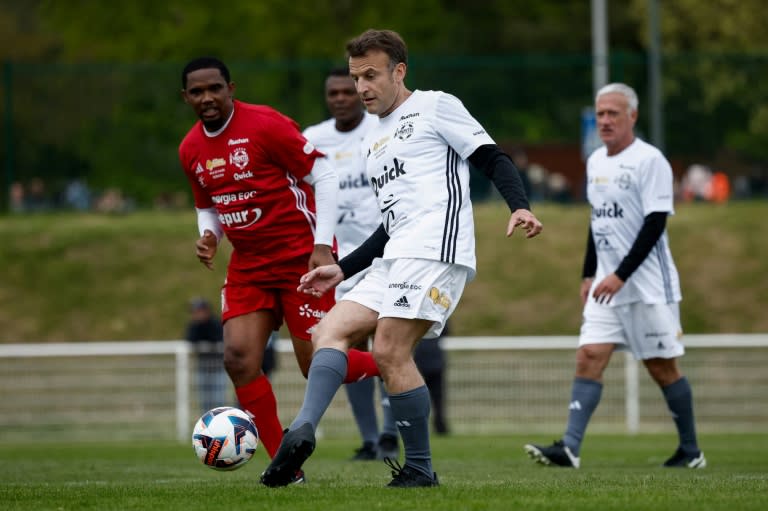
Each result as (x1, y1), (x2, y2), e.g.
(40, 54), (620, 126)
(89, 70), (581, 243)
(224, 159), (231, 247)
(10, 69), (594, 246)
(192, 406), (259, 470)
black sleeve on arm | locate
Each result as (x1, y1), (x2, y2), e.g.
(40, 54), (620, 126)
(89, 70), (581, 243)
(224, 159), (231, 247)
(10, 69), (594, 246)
(337, 223), (389, 279)
(468, 144), (530, 212)
(614, 211), (668, 281)
(582, 226), (597, 279)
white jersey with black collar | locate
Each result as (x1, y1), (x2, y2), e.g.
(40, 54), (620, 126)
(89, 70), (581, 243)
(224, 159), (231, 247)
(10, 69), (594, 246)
(362, 89), (495, 278)
(586, 137), (682, 305)
(303, 113), (380, 258)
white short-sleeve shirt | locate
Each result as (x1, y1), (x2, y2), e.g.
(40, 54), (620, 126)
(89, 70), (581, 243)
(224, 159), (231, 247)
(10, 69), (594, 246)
(362, 90), (495, 278)
(586, 137), (682, 305)
(302, 113), (380, 259)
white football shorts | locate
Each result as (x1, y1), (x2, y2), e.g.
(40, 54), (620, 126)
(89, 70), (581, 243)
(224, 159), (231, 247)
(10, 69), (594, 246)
(579, 300), (685, 360)
(340, 257), (470, 338)
(335, 260), (377, 301)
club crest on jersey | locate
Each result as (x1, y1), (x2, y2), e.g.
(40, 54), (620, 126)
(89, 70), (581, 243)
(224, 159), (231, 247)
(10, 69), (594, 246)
(615, 172), (632, 190)
(230, 147), (249, 170)
(394, 122), (414, 141)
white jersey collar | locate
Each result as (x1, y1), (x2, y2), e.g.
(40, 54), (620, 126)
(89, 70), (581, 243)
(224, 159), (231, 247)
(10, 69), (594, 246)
(203, 104), (235, 138)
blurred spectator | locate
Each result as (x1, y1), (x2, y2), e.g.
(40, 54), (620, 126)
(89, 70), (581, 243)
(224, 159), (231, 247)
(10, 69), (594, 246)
(95, 187), (134, 213)
(681, 164), (712, 202)
(510, 147), (533, 201)
(63, 179), (92, 211)
(26, 177), (52, 212)
(185, 297), (228, 413)
(680, 164), (731, 203)
(547, 172), (573, 203)
(527, 163), (549, 202)
(709, 171), (730, 203)
(732, 174), (752, 199)
(153, 191), (189, 210)
(9, 181), (25, 213)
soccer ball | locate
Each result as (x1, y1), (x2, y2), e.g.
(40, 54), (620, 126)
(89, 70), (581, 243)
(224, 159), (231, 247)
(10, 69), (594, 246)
(192, 407), (259, 470)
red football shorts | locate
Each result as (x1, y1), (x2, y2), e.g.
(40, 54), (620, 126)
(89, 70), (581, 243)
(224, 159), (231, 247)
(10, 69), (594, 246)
(221, 256), (335, 341)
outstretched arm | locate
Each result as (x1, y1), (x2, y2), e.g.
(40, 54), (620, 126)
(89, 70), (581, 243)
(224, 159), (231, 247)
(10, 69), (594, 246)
(298, 224), (389, 297)
(469, 144), (543, 238)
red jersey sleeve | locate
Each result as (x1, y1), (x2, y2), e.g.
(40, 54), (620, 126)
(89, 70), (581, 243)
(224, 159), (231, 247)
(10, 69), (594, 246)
(258, 109), (325, 180)
(179, 135), (214, 209)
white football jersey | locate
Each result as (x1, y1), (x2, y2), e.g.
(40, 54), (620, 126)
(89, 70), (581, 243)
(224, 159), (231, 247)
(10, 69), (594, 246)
(586, 137), (682, 305)
(362, 90), (495, 278)
(303, 113), (380, 258)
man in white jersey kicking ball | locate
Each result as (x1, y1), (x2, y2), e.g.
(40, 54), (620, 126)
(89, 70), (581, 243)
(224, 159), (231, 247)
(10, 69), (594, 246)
(261, 28), (542, 488)
(303, 68), (400, 462)
(524, 83), (705, 470)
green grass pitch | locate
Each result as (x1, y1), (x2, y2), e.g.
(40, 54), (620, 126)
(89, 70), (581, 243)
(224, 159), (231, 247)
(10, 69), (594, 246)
(1, 433), (766, 511)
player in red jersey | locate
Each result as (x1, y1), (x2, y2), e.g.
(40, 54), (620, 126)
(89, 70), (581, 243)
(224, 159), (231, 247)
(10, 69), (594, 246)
(179, 57), (379, 475)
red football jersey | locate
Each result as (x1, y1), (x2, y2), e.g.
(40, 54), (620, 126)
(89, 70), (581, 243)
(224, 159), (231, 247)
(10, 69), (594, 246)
(179, 101), (325, 270)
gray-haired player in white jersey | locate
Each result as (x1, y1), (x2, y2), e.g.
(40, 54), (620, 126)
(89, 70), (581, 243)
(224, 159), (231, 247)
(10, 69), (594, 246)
(302, 68), (399, 462)
(525, 83), (705, 470)
(262, 28), (542, 488)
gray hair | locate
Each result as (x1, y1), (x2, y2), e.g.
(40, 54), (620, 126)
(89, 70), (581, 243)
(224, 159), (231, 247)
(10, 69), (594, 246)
(596, 83), (638, 114)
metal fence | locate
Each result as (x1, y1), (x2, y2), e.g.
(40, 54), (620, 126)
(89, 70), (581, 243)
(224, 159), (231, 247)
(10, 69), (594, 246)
(0, 335), (765, 444)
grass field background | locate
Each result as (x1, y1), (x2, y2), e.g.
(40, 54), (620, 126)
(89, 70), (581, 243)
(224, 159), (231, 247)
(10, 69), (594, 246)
(1, 200), (767, 342)
(1, 201), (767, 509)
(2, 434), (766, 511)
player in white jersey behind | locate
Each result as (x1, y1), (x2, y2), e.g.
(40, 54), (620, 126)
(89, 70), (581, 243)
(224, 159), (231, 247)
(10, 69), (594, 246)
(261, 29), (542, 488)
(303, 68), (399, 462)
(524, 83), (705, 470)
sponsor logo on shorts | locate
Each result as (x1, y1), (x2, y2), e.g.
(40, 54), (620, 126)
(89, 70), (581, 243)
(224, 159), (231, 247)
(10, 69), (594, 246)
(389, 281), (422, 290)
(299, 304), (327, 319)
(393, 296), (410, 308)
(428, 287), (452, 309)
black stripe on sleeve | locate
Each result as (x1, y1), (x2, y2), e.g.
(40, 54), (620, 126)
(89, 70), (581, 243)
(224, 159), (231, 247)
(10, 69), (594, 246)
(468, 144), (530, 211)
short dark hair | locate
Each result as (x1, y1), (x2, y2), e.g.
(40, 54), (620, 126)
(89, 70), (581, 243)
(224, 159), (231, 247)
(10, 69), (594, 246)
(346, 29), (408, 69)
(181, 57), (230, 89)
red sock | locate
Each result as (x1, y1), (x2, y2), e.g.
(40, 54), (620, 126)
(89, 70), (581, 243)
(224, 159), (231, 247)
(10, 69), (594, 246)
(235, 375), (283, 459)
(345, 348), (380, 383)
